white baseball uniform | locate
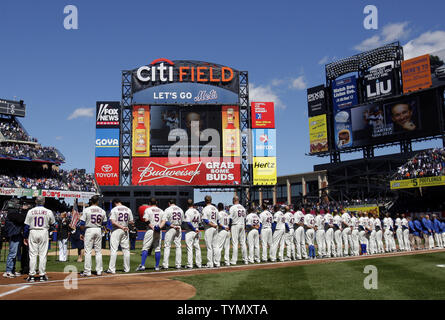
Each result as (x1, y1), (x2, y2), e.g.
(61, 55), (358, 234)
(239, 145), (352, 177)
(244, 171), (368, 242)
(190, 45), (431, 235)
(215, 210), (231, 266)
(304, 213), (316, 246)
(162, 205), (184, 269)
(358, 216), (368, 254)
(341, 212), (352, 256)
(229, 204), (248, 265)
(315, 214), (325, 257)
(374, 217), (384, 253)
(368, 217), (377, 255)
(333, 215), (343, 257)
(284, 211), (296, 260)
(350, 215), (360, 256)
(246, 212), (260, 263)
(401, 217), (411, 251)
(395, 217), (404, 251)
(294, 210), (307, 259)
(383, 217), (393, 252)
(81, 205), (107, 275)
(389, 218), (397, 251)
(271, 210), (286, 262)
(25, 206), (55, 276)
(184, 207), (202, 268)
(108, 205), (134, 273)
(324, 213), (335, 257)
(202, 204), (219, 267)
(259, 210), (273, 261)
(142, 206), (164, 253)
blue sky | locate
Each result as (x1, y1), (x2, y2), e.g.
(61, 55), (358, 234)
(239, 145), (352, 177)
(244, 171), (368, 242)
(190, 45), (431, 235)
(1, 0), (445, 204)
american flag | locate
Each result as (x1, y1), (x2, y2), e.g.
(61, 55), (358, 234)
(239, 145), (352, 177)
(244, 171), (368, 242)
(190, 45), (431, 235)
(69, 199), (81, 230)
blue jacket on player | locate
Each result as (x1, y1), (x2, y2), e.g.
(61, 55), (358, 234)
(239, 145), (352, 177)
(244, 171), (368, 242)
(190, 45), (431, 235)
(414, 219), (423, 235)
(433, 218), (442, 234)
(409, 220), (419, 237)
(422, 217), (433, 235)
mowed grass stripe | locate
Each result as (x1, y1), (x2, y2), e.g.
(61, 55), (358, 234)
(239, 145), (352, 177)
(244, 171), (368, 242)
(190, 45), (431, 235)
(174, 252), (445, 300)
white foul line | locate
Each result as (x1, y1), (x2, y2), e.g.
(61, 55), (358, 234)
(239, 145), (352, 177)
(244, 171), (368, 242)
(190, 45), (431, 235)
(0, 285), (30, 298)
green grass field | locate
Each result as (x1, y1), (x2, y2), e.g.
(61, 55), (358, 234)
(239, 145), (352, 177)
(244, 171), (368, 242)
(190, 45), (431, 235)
(173, 252), (445, 300)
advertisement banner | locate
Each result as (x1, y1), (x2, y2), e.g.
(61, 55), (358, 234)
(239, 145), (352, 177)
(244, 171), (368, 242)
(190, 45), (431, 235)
(401, 54), (432, 93)
(363, 66), (395, 101)
(251, 102), (275, 129)
(132, 157), (241, 186)
(309, 115), (328, 154)
(390, 176), (445, 190)
(253, 129), (276, 157)
(253, 157), (277, 185)
(95, 157), (120, 186)
(332, 76), (358, 110)
(0, 188), (39, 197)
(307, 85), (327, 117)
(132, 105), (150, 157)
(96, 101), (120, 128)
(345, 205), (379, 216)
(41, 190), (97, 199)
(222, 106), (240, 157)
(95, 128), (120, 157)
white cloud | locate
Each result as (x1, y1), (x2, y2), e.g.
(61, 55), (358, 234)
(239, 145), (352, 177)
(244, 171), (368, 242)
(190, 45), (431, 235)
(318, 56), (329, 65)
(67, 107), (94, 120)
(55, 136), (63, 140)
(249, 83), (285, 109)
(354, 22), (410, 51)
(289, 76), (307, 90)
(403, 30), (445, 59)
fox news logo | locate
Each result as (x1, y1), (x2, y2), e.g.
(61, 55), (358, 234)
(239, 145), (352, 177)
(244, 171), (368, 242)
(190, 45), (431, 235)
(96, 103), (120, 126)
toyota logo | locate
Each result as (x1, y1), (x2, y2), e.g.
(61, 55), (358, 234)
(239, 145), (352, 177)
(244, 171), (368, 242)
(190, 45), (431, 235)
(101, 164), (113, 173)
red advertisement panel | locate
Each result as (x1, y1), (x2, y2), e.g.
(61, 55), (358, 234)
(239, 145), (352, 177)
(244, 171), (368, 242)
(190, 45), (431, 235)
(132, 157), (241, 186)
(95, 157), (120, 186)
(251, 102), (275, 128)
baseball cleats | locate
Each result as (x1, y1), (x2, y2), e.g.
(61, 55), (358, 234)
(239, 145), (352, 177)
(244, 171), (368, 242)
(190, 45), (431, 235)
(3, 272), (15, 278)
(80, 272), (91, 277)
(26, 276), (35, 282)
(175, 265), (182, 270)
(40, 275), (49, 282)
(154, 267), (160, 271)
(105, 270), (115, 274)
(185, 265), (193, 269)
(135, 265), (146, 272)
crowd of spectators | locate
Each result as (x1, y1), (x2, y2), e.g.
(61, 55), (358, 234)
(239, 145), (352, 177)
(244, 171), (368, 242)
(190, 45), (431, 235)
(0, 168), (97, 193)
(0, 120), (36, 142)
(0, 143), (65, 163)
(393, 148), (445, 180)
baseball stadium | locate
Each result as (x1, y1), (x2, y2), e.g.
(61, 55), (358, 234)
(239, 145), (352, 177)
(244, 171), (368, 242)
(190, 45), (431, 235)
(1, 1), (445, 304)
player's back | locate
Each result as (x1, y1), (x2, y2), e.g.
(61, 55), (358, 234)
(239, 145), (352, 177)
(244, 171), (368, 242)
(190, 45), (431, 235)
(259, 210), (273, 228)
(218, 210), (230, 227)
(230, 204), (246, 225)
(144, 206), (164, 227)
(25, 206), (55, 230)
(164, 205), (184, 226)
(110, 205), (133, 230)
(202, 204), (218, 227)
(82, 205), (107, 228)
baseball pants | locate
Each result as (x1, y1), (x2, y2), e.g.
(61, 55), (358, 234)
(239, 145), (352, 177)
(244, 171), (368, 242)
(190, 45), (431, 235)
(428, 234), (435, 249)
(84, 228), (103, 275)
(108, 229), (130, 273)
(334, 229), (343, 257)
(185, 231), (202, 268)
(390, 233), (397, 251)
(351, 229), (360, 256)
(316, 229), (326, 257)
(215, 230), (230, 266)
(142, 229), (162, 253)
(58, 238), (68, 262)
(342, 228), (351, 256)
(163, 227), (182, 269)
(294, 227), (307, 259)
(442, 233), (445, 248)
(231, 224), (247, 264)
(205, 227), (218, 267)
(376, 230), (384, 253)
(403, 229), (411, 251)
(247, 229), (260, 263)
(261, 228), (273, 261)
(324, 228), (334, 257)
(28, 229), (49, 276)
(414, 235), (423, 249)
(396, 228), (404, 250)
(369, 230), (377, 254)
(434, 233), (443, 248)
(286, 229), (296, 260)
(384, 230), (392, 252)
(271, 229), (285, 261)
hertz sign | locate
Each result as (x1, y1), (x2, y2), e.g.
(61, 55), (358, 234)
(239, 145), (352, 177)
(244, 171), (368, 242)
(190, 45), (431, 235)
(253, 157), (277, 185)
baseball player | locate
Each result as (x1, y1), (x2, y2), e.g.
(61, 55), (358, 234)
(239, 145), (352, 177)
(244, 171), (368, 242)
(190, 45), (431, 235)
(79, 195), (107, 276)
(294, 207), (308, 259)
(161, 199), (184, 270)
(401, 214), (411, 251)
(389, 215), (397, 252)
(136, 198), (163, 271)
(441, 219), (445, 248)
(395, 214), (404, 251)
(432, 214), (443, 248)
(271, 205), (287, 262)
(350, 212), (360, 256)
(284, 206), (296, 260)
(184, 199), (202, 269)
(304, 209), (316, 259)
(323, 210), (335, 257)
(202, 195), (219, 268)
(358, 212), (368, 255)
(245, 205), (261, 264)
(341, 209), (352, 256)
(374, 214), (384, 254)
(368, 213), (377, 255)
(215, 203), (231, 267)
(229, 196), (248, 265)
(24, 196), (55, 282)
(383, 213), (393, 253)
(106, 198), (134, 274)
(315, 210), (325, 258)
(333, 210), (343, 257)
(259, 203), (273, 262)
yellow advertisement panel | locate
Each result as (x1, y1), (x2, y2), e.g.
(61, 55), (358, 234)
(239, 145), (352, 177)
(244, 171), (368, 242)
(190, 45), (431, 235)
(222, 106), (240, 157)
(309, 114), (328, 154)
(390, 176), (445, 190)
(132, 105), (150, 157)
(345, 205), (379, 217)
(253, 157), (277, 185)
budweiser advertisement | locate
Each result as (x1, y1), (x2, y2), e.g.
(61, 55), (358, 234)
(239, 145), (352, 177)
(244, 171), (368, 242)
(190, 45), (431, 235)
(132, 157), (241, 186)
(94, 157), (120, 185)
(251, 102), (275, 129)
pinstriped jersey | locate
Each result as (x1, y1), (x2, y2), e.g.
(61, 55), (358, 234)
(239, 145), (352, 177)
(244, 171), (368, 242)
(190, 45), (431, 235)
(81, 205), (107, 228)
(25, 206), (55, 230)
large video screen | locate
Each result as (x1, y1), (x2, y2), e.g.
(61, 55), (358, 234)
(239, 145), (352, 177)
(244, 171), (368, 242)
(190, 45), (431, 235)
(334, 89), (441, 150)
